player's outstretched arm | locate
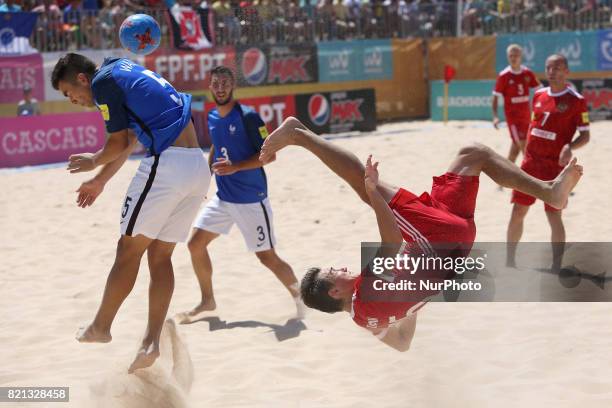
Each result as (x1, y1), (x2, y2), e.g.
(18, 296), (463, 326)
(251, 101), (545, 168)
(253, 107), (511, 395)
(375, 314), (417, 352)
(75, 135), (138, 208)
(68, 129), (134, 173)
(365, 155), (402, 245)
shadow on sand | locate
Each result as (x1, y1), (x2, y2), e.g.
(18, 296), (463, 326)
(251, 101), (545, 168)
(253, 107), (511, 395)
(182, 316), (307, 342)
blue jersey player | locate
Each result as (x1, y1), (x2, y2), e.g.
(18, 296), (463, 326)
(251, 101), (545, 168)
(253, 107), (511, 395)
(180, 66), (304, 322)
(51, 53), (211, 373)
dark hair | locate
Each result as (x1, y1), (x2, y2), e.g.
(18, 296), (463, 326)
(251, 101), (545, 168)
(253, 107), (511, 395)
(547, 53), (569, 69)
(51, 53), (97, 90)
(300, 267), (343, 313)
(210, 65), (235, 82)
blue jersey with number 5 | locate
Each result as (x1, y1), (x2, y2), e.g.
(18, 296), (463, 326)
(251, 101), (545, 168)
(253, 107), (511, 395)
(91, 57), (192, 155)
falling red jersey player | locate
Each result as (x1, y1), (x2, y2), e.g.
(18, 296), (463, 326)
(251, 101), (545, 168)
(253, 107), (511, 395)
(492, 44), (541, 163)
(507, 54), (590, 273)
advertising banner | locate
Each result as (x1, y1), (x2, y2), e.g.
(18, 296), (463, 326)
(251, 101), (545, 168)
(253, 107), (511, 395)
(0, 53), (45, 104)
(597, 30), (612, 71)
(317, 39), (393, 82)
(295, 89), (377, 134)
(581, 79), (612, 121)
(0, 111), (106, 168)
(430, 80), (504, 121)
(144, 46), (235, 91)
(196, 94), (296, 147)
(496, 31), (598, 73)
(237, 44), (318, 87)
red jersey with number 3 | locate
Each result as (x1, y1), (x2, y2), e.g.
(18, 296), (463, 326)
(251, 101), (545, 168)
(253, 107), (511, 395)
(493, 65), (540, 122)
(526, 87), (590, 163)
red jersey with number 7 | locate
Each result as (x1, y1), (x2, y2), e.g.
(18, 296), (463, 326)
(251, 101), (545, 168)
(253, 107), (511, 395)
(526, 86), (590, 163)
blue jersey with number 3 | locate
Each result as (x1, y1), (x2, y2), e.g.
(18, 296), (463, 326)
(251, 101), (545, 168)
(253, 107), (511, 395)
(208, 103), (268, 204)
(91, 57), (192, 155)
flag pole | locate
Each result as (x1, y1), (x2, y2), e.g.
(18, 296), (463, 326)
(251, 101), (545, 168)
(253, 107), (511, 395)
(443, 81), (449, 125)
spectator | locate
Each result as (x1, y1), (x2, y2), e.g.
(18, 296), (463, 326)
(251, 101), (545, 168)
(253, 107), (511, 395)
(17, 85), (41, 116)
(317, 0), (334, 39)
(0, 0), (23, 11)
(32, 0), (63, 51)
(333, 0), (351, 38)
(213, 0), (240, 43)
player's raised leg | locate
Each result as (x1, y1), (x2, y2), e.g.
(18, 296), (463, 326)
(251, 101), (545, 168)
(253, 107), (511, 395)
(260, 117), (397, 204)
(446, 143), (582, 209)
(76, 234), (152, 343)
(128, 239), (177, 373)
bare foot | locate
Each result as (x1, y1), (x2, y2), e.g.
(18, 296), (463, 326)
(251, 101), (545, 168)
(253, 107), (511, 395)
(128, 341), (160, 374)
(259, 117), (304, 163)
(294, 297), (306, 320)
(548, 158), (583, 209)
(177, 300), (216, 324)
(75, 324), (112, 343)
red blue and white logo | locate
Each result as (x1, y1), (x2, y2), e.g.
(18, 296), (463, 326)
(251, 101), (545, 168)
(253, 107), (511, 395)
(241, 48), (267, 86)
(308, 94), (330, 126)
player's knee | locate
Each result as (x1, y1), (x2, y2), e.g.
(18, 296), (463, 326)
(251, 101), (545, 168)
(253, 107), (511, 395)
(256, 250), (278, 267)
(115, 236), (147, 259)
(187, 231), (212, 253)
(458, 143), (492, 162)
(510, 204), (529, 220)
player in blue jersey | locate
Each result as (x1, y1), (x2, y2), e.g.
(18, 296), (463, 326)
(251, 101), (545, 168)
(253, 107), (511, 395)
(180, 66), (304, 322)
(51, 53), (211, 373)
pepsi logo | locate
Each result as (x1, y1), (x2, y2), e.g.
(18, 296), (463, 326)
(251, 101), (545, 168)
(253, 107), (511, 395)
(308, 94), (330, 127)
(241, 48), (267, 85)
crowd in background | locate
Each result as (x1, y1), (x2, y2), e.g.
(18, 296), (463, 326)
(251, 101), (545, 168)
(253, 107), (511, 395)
(0, 0), (611, 51)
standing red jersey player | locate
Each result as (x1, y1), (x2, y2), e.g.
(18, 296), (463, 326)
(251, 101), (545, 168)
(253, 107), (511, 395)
(492, 44), (541, 163)
(507, 54), (590, 272)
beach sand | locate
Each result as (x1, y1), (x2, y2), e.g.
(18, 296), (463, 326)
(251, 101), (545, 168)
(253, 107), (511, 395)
(1, 120), (611, 407)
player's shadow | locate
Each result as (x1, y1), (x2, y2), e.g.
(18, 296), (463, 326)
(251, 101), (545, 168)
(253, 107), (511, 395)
(185, 316), (307, 342)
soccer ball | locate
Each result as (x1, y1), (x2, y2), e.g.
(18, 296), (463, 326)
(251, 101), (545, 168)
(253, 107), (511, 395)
(119, 14), (161, 56)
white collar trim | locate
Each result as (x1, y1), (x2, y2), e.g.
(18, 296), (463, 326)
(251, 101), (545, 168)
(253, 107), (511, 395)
(547, 87), (570, 97)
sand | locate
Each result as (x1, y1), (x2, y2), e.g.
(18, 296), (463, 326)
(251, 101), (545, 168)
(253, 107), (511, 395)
(1, 119), (611, 408)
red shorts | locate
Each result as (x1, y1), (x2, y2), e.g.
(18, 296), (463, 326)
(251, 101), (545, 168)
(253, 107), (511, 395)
(388, 173), (479, 254)
(506, 119), (530, 144)
(512, 159), (563, 212)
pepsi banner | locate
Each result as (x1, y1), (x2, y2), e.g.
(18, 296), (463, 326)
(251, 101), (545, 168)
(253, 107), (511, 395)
(317, 39), (393, 82)
(238, 44), (318, 87)
(296, 89), (377, 134)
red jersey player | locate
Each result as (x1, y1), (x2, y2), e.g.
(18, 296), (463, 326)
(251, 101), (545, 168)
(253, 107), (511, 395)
(492, 44), (541, 163)
(507, 54), (590, 273)
(259, 116), (582, 351)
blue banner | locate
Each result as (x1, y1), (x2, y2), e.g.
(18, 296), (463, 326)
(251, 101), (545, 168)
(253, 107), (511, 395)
(430, 80), (504, 121)
(317, 39), (393, 82)
(598, 30), (612, 71)
(0, 12), (38, 55)
(496, 31), (598, 73)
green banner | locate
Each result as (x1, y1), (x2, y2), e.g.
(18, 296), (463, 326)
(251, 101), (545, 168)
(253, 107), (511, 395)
(430, 80), (505, 121)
